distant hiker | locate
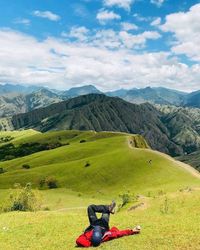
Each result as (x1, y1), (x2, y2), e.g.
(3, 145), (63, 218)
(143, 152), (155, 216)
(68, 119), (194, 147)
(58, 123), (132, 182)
(76, 202), (141, 247)
(148, 160), (152, 166)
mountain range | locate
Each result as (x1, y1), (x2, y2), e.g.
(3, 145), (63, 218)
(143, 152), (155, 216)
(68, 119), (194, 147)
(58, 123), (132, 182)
(0, 83), (41, 95)
(1, 94), (181, 156)
(1, 84), (200, 161)
(0, 84), (102, 117)
(2, 91), (200, 157)
(1, 84), (200, 118)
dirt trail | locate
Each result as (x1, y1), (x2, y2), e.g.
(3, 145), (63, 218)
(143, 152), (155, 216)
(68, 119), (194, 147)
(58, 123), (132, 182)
(127, 137), (200, 180)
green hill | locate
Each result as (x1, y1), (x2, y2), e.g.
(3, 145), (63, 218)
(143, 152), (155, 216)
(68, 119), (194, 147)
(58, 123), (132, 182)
(0, 130), (200, 250)
(0, 130), (199, 194)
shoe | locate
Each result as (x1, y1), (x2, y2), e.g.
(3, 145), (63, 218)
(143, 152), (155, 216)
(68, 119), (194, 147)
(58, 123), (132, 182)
(109, 200), (116, 214)
(133, 225), (141, 232)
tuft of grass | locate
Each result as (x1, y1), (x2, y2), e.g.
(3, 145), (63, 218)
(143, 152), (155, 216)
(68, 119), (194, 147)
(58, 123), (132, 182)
(0, 183), (42, 212)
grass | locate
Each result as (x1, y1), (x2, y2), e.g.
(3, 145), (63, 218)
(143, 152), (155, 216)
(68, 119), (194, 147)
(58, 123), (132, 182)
(0, 188), (200, 250)
(0, 129), (40, 144)
(0, 129), (200, 249)
(0, 130), (199, 194)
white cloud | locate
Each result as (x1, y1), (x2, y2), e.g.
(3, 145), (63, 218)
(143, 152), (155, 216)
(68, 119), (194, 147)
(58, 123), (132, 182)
(161, 3), (200, 62)
(33, 10), (61, 21)
(0, 28), (200, 92)
(103, 0), (134, 11)
(63, 26), (160, 49)
(150, 0), (165, 7)
(92, 29), (121, 49)
(64, 26), (89, 42)
(133, 13), (153, 22)
(151, 17), (161, 26)
(118, 30), (161, 49)
(97, 9), (121, 24)
(14, 18), (31, 26)
(121, 22), (138, 31)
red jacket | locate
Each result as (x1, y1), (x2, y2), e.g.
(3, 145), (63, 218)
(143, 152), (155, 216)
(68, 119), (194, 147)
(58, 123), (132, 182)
(76, 227), (139, 247)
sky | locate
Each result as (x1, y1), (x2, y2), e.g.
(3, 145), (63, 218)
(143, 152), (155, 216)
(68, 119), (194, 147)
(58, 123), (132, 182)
(0, 0), (200, 92)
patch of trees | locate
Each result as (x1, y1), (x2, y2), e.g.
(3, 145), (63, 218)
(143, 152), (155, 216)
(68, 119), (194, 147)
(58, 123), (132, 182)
(22, 164), (31, 169)
(0, 136), (14, 143)
(0, 141), (63, 161)
(38, 176), (58, 189)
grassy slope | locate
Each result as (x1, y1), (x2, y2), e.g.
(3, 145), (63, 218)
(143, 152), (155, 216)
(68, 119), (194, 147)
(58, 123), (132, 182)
(0, 130), (199, 194)
(0, 129), (40, 144)
(0, 130), (200, 250)
(0, 189), (200, 250)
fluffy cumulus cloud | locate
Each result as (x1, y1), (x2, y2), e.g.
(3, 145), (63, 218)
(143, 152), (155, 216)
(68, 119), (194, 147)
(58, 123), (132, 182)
(118, 30), (161, 49)
(0, 28), (200, 91)
(161, 3), (200, 62)
(97, 9), (121, 24)
(64, 26), (160, 49)
(33, 10), (60, 21)
(103, 0), (134, 11)
(64, 26), (89, 42)
(150, 0), (165, 7)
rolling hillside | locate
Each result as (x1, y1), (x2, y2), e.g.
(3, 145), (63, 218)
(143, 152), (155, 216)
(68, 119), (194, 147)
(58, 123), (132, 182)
(0, 130), (200, 250)
(0, 130), (199, 193)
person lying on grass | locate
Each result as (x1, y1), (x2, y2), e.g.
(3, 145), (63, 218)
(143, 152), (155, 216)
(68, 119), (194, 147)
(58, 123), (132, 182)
(76, 201), (141, 247)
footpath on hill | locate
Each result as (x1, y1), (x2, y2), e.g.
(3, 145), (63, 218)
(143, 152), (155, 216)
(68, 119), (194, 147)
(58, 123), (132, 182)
(127, 137), (200, 179)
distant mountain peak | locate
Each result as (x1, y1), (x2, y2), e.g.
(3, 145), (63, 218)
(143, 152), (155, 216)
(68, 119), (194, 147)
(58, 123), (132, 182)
(63, 84), (102, 98)
(0, 83), (42, 94)
(68, 84), (100, 91)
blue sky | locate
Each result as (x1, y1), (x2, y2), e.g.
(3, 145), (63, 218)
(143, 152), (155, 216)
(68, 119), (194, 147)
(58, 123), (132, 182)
(0, 0), (197, 42)
(0, 0), (200, 91)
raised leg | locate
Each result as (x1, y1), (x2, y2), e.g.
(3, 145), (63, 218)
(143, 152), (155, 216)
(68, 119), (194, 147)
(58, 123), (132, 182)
(101, 213), (110, 227)
(87, 205), (110, 225)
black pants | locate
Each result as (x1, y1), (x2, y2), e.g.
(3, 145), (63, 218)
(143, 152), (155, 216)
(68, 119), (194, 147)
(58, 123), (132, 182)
(84, 204), (110, 233)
